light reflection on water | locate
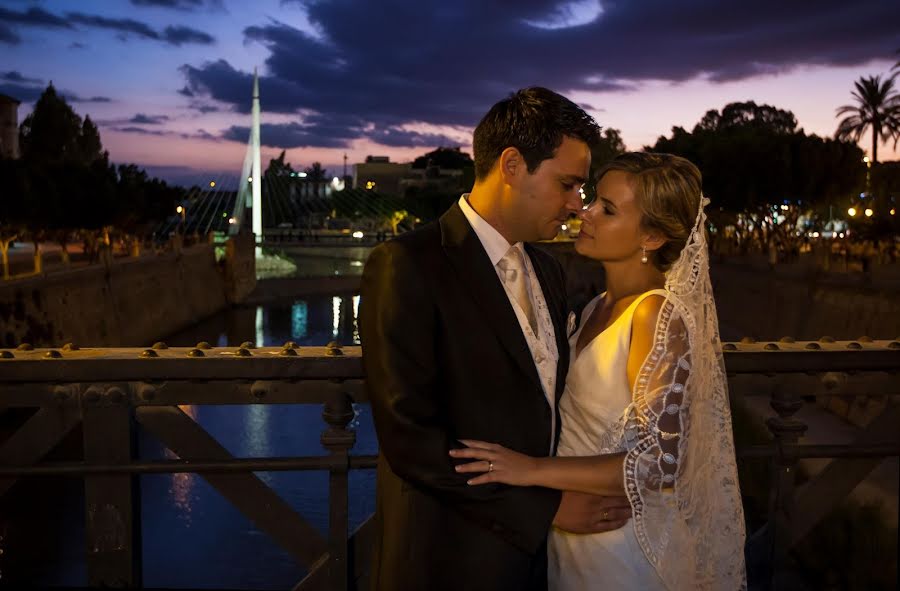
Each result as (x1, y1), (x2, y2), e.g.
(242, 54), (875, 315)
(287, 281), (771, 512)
(29, 293), (375, 590)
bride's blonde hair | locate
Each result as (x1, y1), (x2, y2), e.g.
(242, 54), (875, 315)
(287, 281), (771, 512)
(595, 153), (702, 271)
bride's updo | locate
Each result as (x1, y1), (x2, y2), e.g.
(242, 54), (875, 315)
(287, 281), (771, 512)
(596, 153), (702, 271)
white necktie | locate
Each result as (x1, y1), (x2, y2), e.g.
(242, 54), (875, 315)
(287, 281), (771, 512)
(497, 246), (537, 334)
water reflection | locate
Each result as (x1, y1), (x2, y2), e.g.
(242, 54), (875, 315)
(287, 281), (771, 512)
(168, 405), (199, 527)
(166, 292), (361, 348)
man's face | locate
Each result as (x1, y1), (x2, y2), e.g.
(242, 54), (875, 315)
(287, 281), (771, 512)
(510, 136), (590, 242)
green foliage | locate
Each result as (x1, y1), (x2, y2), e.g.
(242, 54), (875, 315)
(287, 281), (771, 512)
(651, 101), (865, 213)
(835, 74), (900, 164)
(2, 84), (185, 240)
(411, 147), (473, 170)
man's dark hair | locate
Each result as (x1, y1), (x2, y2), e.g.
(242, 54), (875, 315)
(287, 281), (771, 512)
(472, 87), (601, 180)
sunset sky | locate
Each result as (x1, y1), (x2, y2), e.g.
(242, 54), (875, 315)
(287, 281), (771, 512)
(2, 0), (899, 187)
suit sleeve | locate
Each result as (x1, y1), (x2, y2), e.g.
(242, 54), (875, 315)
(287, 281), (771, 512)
(359, 240), (560, 553)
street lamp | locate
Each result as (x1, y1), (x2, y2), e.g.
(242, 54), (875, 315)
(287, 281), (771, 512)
(864, 208), (873, 217)
(209, 181), (216, 188)
(848, 207), (857, 217)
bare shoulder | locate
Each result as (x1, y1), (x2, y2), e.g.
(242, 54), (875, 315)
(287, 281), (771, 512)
(631, 293), (666, 337)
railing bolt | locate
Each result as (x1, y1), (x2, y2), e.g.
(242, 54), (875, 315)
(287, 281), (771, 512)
(44, 350), (63, 359)
(17, 343), (33, 351)
(106, 387), (125, 403)
(237, 347), (252, 357)
(152, 341), (168, 350)
(326, 341), (343, 356)
(52, 385), (71, 402)
(140, 349), (158, 358)
(188, 348), (205, 358)
(239, 341), (255, 349)
(84, 388), (102, 403)
(0, 351), (14, 359)
(250, 381), (269, 399)
(62, 342), (80, 351)
(195, 341), (212, 350)
(135, 384), (156, 402)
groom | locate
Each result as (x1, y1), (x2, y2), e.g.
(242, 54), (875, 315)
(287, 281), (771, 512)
(360, 87), (632, 591)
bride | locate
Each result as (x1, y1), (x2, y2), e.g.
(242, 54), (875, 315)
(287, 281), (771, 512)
(451, 153), (746, 590)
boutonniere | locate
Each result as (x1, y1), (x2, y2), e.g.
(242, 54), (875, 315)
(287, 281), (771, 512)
(566, 311), (577, 338)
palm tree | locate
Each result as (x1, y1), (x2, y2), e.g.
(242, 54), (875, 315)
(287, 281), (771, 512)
(835, 74), (900, 163)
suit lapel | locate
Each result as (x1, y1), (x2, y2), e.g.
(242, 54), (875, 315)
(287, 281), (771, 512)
(440, 204), (542, 390)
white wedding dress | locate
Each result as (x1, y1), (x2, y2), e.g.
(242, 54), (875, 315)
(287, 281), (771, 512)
(547, 197), (747, 591)
(549, 290), (669, 591)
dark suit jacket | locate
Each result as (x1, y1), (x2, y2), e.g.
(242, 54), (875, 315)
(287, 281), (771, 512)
(359, 203), (571, 591)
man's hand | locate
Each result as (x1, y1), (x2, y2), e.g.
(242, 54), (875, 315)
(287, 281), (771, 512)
(552, 491), (632, 534)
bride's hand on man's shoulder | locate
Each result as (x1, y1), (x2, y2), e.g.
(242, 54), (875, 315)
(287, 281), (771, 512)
(449, 439), (539, 486)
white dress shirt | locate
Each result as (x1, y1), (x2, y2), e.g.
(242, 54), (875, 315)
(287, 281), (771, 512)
(458, 195), (559, 451)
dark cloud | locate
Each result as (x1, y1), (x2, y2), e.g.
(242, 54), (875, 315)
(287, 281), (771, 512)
(0, 6), (70, 28)
(0, 23), (21, 45)
(0, 82), (42, 102)
(129, 113), (170, 124)
(0, 5), (215, 46)
(109, 125), (220, 142)
(112, 126), (170, 136)
(130, 0), (225, 12)
(180, 0), (900, 152)
(1, 71), (41, 84)
(223, 122), (354, 149)
(67, 12), (159, 39)
(162, 25), (214, 46)
(188, 102), (219, 113)
(65, 95), (113, 103)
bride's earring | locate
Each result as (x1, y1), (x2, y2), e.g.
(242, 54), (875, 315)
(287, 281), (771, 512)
(641, 247), (649, 264)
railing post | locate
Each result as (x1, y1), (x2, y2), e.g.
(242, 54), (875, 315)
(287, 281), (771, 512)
(764, 385), (808, 589)
(321, 368), (356, 591)
(82, 384), (141, 588)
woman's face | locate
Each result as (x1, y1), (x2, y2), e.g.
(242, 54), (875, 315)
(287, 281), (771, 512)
(575, 170), (647, 263)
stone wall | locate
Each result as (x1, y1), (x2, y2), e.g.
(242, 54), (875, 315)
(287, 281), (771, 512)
(536, 242), (900, 341)
(224, 232), (257, 304)
(0, 244), (230, 348)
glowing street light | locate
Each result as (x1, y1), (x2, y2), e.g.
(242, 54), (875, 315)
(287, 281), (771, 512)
(248, 176), (253, 183)
(864, 208), (873, 217)
(352, 231), (364, 239)
(209, 181), (216, 188)
(176, 205), (184, 214)
(847, 207), (857, 217)
(891, 208), (896, 216)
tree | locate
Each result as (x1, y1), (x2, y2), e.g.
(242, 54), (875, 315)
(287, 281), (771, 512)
(651, 101), (866, 249)
(19, 84), (83, 164)
(835, 74), (900, 163)
(411, 147), (473, 170)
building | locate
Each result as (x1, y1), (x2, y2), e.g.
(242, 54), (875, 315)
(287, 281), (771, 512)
(0, 94), (21, 160)
(353, 156), (412, 195)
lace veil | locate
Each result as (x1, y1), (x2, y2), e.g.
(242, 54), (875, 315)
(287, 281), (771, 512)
(602, 196), (747, 590)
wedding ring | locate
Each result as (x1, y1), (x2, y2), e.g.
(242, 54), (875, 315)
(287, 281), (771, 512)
(488, 461), (494, 473)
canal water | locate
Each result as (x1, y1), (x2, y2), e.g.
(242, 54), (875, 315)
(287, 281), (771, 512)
(16, 290), (375, 590)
